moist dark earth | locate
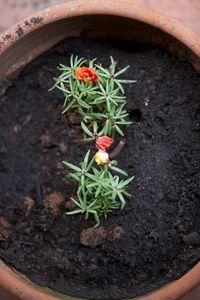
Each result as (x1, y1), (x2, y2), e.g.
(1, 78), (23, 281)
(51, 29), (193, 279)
(0, 37), (200, 300)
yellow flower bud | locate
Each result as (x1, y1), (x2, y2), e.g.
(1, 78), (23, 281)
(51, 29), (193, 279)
(94, 150), (109, 165)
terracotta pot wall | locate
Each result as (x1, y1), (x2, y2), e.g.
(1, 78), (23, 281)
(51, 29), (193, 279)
(0, 2), (200, 78)
(0, 1), (200, 300)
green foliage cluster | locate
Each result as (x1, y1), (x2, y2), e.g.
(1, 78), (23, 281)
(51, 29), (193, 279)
(50, 55), (135, 138)
(63, 151), (134, 227)
(50, 55), (135, 225)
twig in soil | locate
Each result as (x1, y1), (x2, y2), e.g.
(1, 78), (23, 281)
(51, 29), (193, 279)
(16, 240), (34, 246)
(110, 139), (126, 158)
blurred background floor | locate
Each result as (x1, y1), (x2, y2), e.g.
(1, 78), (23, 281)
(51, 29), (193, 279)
(0, 0), (200, 299)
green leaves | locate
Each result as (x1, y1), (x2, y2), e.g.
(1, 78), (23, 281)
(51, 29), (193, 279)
(81, 121), (93, 137)
(96, 56), (136, 93)
(49, 55), (135, 138)
(63, 152), (134, 226)
(62, 161), (81, 173)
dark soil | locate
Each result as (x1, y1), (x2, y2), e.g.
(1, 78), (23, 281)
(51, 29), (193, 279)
(0, 37), (200, 300)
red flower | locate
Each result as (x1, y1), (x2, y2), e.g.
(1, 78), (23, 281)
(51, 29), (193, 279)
(96, 136), (114, 152)
(75, 67), (99, 83)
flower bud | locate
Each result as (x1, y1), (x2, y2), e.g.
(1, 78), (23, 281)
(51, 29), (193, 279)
(94, 150), (109, 165)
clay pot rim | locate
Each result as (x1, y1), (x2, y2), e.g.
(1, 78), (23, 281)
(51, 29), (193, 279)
(0, 1), (200, 300)
(0, 258), (200, 300)
(0, 0), (200, 58)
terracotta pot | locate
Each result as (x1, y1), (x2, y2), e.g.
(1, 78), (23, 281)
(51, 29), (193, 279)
(0, 1), (200, 299)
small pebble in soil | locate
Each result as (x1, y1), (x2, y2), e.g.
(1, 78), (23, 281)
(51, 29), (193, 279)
(80, 227), (107, 248)
(22, 196), (35, 216)
(65, 200), (76, 211)
(108, 226), (125, 241)
(36, 192), (64, 232)
(183, 232), (200, 246)
(43, 192), (65, 218)
(0, 217), (12, 238)
(13, 124), (21, 134)
(57, 162), (64, 170)
(58, 142), (67, 154)
(40, 130), (53, 148)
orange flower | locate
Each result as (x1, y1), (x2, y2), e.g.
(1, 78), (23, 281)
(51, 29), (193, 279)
(96, 136), (114, 152)
(75, 67), (99, 83)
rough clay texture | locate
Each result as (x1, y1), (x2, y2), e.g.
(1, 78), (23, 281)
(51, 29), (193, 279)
(1, 0), (200, 34)
(0, 38), (200, 300)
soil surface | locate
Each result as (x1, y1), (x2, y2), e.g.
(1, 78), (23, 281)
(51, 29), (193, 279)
(0, 38), (200, 300)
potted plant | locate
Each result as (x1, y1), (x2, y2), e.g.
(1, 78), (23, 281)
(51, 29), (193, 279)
(0, 1), (200, 300)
